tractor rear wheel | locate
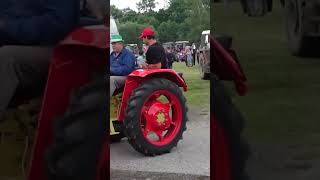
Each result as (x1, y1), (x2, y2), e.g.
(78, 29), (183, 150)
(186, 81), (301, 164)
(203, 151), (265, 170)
(123, 78), (188, 156)
(212, 76), (250, 180)
(45, 77), (108, 180)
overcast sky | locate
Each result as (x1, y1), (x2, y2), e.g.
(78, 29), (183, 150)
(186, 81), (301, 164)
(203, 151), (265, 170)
(110, 0), (169, 12)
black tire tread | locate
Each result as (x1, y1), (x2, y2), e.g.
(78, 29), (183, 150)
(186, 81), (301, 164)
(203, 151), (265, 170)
(212, 77), (250, 180)
(123, 78), (188, 156)
(46, 78), (108, 180)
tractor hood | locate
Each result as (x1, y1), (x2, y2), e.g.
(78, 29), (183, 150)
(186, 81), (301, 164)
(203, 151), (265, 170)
(130, 69), (188, 91)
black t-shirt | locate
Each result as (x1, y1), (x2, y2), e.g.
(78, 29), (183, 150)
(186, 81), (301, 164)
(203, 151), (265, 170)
(146, 42), (167, 69)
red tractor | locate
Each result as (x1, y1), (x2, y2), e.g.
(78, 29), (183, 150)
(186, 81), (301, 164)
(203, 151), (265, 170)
(211, 34), (250, 180)
(23, 16), (189, 180)
(110, 69), (188, 156)
(13, 9), (247, 180)
(25, 21), (110, 180)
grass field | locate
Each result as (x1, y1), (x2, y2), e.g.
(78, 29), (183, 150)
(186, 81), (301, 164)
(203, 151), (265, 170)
(214, 2), (320, 147)
(173, 62), (210, 113)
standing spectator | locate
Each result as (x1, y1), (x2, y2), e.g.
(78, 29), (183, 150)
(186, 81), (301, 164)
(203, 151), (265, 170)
(166, 47), (175, 69)
(192, 43), (196, 65)
(186, 47), (193, 66)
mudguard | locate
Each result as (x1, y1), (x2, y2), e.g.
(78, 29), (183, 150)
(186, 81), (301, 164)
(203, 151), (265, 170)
(117, 69), (187, 121)
(27, 24), (108, 180)
(212, 34), (250, 180)
(212, 115), (231, 180)
(211, 36), (248, 96)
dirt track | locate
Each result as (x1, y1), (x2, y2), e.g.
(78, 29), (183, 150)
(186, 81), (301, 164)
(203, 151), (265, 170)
(110, 106), (210, 179)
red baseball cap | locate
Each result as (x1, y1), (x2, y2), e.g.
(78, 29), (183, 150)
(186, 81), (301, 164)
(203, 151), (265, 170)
(139, 27), (155, 39)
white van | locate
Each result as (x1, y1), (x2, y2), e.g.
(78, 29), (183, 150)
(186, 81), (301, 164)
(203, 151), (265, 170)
(110, 16), (119, 53)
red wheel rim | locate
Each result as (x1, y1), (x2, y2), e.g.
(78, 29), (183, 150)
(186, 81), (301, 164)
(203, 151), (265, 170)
(212, 115), (231, 180)
(139, 90), (183, 146)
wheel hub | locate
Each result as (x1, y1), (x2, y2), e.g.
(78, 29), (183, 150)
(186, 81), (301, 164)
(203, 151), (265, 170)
(144, 102), (171, 132)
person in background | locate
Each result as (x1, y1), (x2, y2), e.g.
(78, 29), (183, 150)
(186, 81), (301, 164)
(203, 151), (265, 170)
(180, 48), (186, 62)
(136, 50), (145, 68)
(192, 42), (196, 65)
(139, 27), (167, 69)
(166, 47), (175, 69)
(186, 46), (193, 66)
(0, 0), (108, 122)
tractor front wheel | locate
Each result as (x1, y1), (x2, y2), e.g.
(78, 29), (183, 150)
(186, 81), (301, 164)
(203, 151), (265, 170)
(123, 78), (188, 156)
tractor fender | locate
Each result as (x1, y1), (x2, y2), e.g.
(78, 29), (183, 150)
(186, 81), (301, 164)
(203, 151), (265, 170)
(117, 69), (187, 121)
(59, 25), (108, 49)
(129, 69), (187, 91)
(211, 36), (248, 96)
(27, 25), (108, 180)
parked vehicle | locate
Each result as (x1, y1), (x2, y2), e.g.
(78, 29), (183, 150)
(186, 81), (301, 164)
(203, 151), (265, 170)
(198, 30), (210, 79)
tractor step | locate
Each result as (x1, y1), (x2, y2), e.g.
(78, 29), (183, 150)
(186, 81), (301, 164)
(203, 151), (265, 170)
(110, 119), (120, 135)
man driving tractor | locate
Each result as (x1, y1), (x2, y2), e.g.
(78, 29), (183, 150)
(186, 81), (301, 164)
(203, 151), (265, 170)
(140, 27), (168, 69)
(110, 27), (169, 97)
(0, 0), (79, 122)
(0, 1), (109, 179)
(110, 34), (136, 97)
(0, 0), (107, 122)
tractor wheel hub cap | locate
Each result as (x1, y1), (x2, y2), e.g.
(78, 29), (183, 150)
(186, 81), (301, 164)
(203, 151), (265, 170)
(145, 102), (171, 131)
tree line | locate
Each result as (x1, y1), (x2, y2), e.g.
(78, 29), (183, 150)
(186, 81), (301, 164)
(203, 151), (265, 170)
(111, 0), (210, 47)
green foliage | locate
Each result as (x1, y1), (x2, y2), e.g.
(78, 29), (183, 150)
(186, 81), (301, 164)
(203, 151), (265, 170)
(136, 16), (160, 28)
(118, 22), (153, 46)
(110, 5), (123, 19)
(184, 0), (210, 42)
(111, 0), (210, 44)
(136, 0), (157, 13)
(119, 8), (138, 23)
(157, 21), (179, 42)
